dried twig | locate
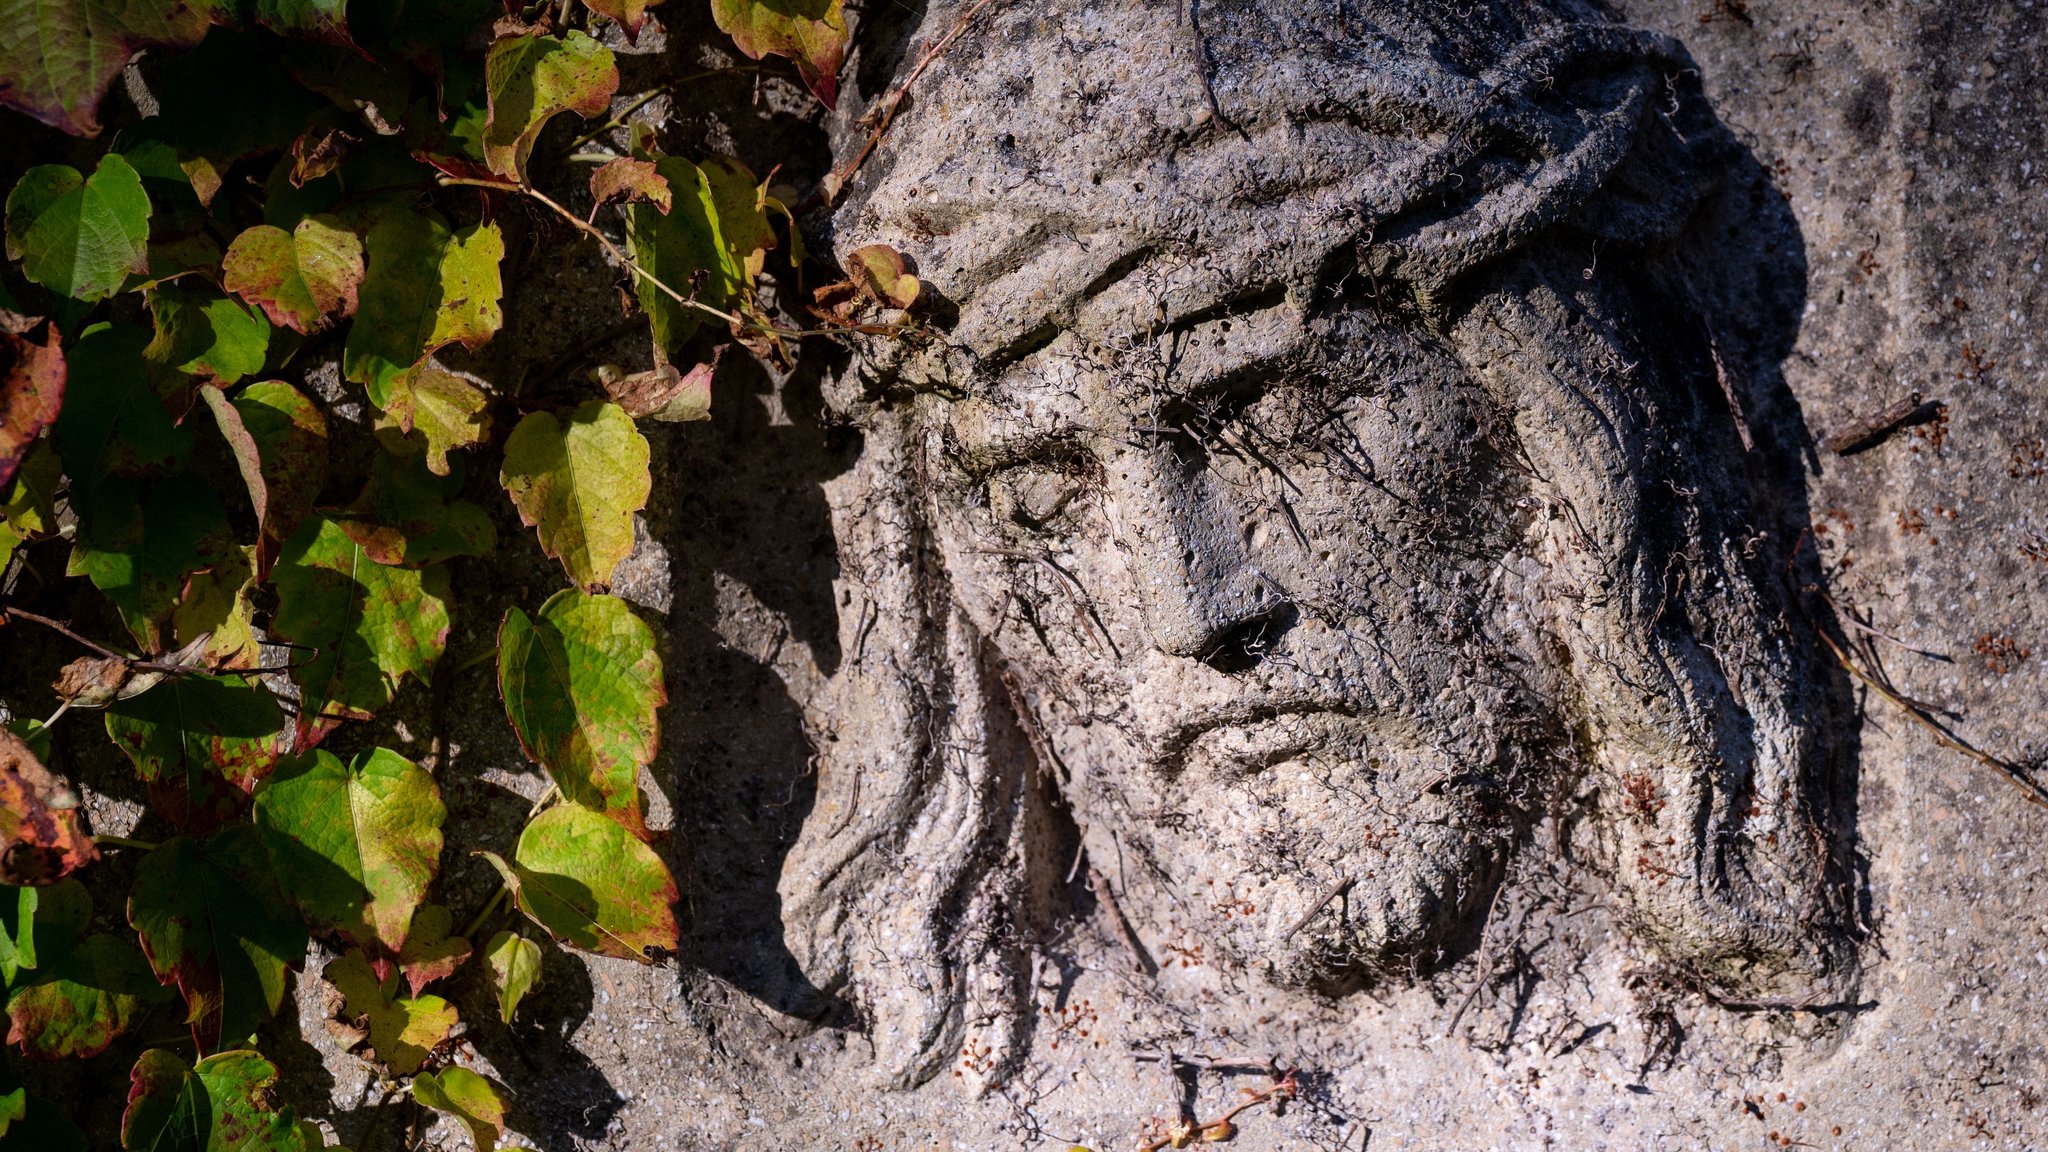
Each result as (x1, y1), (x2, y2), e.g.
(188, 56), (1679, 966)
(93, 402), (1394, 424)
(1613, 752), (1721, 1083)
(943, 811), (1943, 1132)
(1088, 867), (1157, 977)
(1824, 391), (1941, 455)
(1280, 871), (1352, 942)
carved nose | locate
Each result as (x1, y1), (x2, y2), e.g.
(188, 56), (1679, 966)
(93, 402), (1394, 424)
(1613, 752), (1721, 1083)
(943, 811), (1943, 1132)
(1109, 448), (1286, 666)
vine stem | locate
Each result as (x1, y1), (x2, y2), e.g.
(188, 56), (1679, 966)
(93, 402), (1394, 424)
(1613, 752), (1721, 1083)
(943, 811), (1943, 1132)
(437, 175), (912, 344)
(461, 886), (510, 940)
(562, 65), (769, 153)
(93, 834), (159, 851)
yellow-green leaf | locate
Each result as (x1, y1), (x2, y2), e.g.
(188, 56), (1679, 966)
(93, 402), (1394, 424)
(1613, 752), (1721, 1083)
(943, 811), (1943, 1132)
(499, 401), (650, 591)
(482, 930), (541, 1025)
(221, 216), (364, 335)
(271, 515), (452, 742)
(371, 365), (490, 476)
(120, 1047), (305, 1152)
(342, 208), (503, 408)
(412, 1067), (506, 1152)
(484, 802), (677, 962)
(3, 156), (150, 298)
(708, 0), (846, 108)
(255, 748), (445, 962)
(323, 950), (456, 1076)
(499, 590), (663, 835)
(622, 155), (772, 353)
(481, 30), (618, 180)
(6, 934), (163, 1059)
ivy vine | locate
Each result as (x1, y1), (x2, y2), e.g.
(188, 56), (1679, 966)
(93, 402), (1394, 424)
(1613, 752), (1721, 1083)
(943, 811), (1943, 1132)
(0, 0), (903, 1146)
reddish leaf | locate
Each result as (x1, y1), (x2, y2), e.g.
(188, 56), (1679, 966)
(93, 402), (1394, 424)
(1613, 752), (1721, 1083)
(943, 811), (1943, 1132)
(584, 0), (663, 41)
(0, 317), (64, 490)
(395, 904), (471, 997)
(845, 243), (920, 309)
(708, 0), (847, 109)
(221, 216), (364, 335)
(0, 0), (233, 136)
(601, 346), (715, 423)
(0, 729), (95, 887)
(589, 158), (670, 215)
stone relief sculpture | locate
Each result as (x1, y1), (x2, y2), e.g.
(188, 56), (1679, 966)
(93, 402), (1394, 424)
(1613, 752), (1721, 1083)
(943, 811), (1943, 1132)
(780, 0), (1857, 1086)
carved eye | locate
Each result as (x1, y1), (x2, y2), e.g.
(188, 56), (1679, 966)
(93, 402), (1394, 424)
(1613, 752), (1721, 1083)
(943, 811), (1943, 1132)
(988, 464), (1088, 530)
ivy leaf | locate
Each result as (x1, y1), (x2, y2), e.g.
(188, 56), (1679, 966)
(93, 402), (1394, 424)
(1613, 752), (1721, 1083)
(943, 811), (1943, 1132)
(228, 381), (329, 567)
(483, 803), (677, 962)
(120, 1048), (306, 1152)
(144, 285), (271, 387)
(481, 31), (619, 180)
(708, 0), (847, 109)
(498, 591), (663, 836)
(253, 0), (352, 46)
(254, 748), (445, 962)
(499, 401), (651, 591)
(601, 347), (716, 423)
(67, 472), (233, 652)
(342, 208), (504, 408)
(482, 931), (541, 1025)
(105, 674), (288, 834)
(169, 543), (263, 672)
(0, 0), (229, 135)
(394, 904), (470, 997)
(0, 881), (88, 985)
(370, 365), (490, 476)
(623, 155), (772, 352)
(337, 447), (496, 567)
(0, 729), (96, 887)
(6, 933), (164, 1059)
(0, 434), (60, 572)
(4, 155), (150, 299)
(221, 217), (364, 335)
(846, 243), (921, 309)
(129, 827), (309, 1052)
(53, 323), (188, 491)
(322, 950), (456, 1076)
(271, 515), (453, 743)
(589, 158), (669, 214)
(412, 1067), (506, 1152)
(0, 315), (64, 490)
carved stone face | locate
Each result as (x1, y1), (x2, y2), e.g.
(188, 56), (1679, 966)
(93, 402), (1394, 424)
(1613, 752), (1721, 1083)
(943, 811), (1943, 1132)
(919, 295), (1552, 983)
(787, 0), (1851, 1082)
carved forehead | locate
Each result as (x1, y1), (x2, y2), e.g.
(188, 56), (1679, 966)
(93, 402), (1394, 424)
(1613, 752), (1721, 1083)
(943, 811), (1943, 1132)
(835, 0), (1705, 371)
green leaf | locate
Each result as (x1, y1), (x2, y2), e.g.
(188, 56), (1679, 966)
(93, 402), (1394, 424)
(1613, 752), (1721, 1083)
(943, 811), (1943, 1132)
(254, 748), (444, 960)
(623, 155), (771, 352)
(105, 674), (288, 830)
(0, 728), (96, 887)
(481, 31), (619, 179)
(129, 827), (309, 1052)
(323, 950), (456, 1076)
(271, 515), (453, 742)
(482, 930), (541, 1025)
(498, 590), (663, 835)
(371, 365), (490, 476)
(144, 285), (271, 386)
(0, 881), (89, 985)
(708, 0), (847, 108)
(3, 156), (150, 299)
(67, 471), (232, 651)
(0, 0), (229, 135)
(222, 217), (364, 335)
(0, 437), (60, 572)
(254, 0), (351, 45)
(0, 317), (64, 491)
(336, 448), (496, 567)
(342, 208), (503, 407)
(394, 904), (470, 997)
(485, 802), (677, 962)
(500, 401), (651, 591)
(53, 323), (188, 493)
(6, 933), (164, 1059)
(229, 380), (329, 556)
(120, 1048), (306, 1152)
(412, 1067), (505, 1152)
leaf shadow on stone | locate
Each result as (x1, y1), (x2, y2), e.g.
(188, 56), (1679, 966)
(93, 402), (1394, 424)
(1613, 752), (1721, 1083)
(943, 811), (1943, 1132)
(650, 349), (850, 1021)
